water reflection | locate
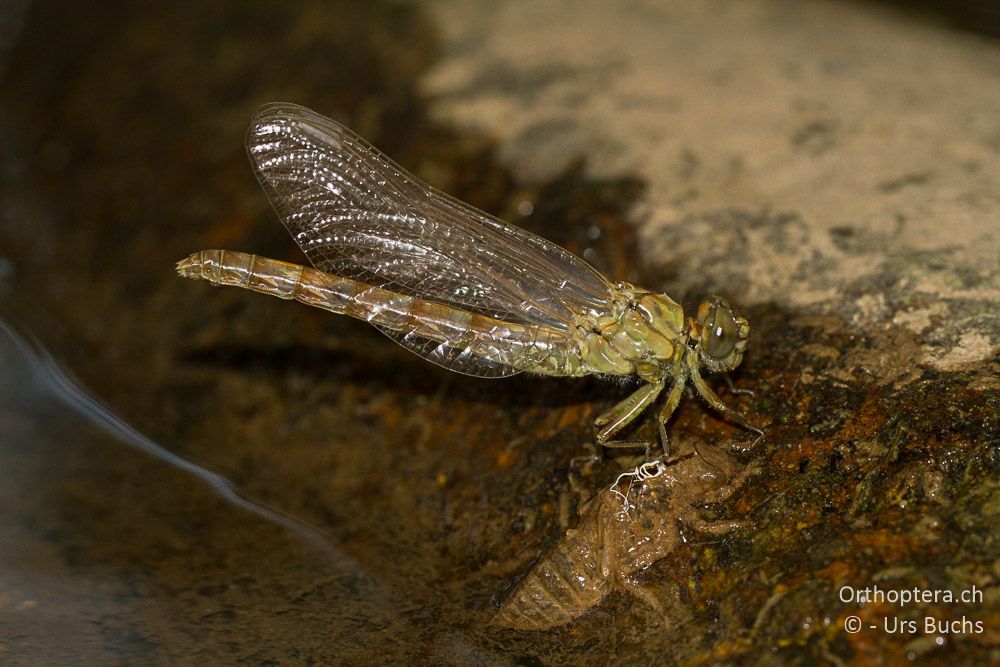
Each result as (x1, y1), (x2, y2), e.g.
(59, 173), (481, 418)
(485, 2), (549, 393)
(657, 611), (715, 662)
(0, 313), (334, 551)
(0, 310), (418, 664)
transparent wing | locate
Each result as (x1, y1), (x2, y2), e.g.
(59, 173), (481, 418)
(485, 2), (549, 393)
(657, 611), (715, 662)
(246, 103), (615, 332)
(376, 328), (519, 378)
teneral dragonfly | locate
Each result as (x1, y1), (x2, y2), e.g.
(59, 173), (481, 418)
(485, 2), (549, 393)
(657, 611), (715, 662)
(177, 103), (760, 453)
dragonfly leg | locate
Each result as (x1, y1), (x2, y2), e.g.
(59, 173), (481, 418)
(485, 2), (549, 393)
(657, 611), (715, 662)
(686, 515), (747, 536)
(569, 441), (604, 475)
(619, 576), (668, 626)
(594, 379), (666, 453)
(655, 376), (686, 457)
(601, 438), (660, 460)
(689, 364), (764, 442)
(699, 460), (763, 504)
(724, 374), (755, 397)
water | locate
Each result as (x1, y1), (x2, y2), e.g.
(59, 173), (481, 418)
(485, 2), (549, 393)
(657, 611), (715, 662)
(0, 312), (423, 664)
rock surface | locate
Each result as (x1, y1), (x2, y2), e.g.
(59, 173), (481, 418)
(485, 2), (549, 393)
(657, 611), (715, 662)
(424, 0), (999, 340)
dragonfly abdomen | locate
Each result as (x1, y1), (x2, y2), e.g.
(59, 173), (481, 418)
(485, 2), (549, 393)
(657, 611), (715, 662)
(177, 249), (585, 376)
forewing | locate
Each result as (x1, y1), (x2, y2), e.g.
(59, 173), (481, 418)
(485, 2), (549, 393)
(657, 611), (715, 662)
(246, 103), (614, 331)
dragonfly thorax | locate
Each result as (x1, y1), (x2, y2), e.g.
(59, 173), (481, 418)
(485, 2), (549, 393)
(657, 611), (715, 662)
(574, 284), (686, 379)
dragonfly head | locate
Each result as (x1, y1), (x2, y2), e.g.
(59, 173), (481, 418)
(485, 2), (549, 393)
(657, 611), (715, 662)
(689, 297), (749, 374)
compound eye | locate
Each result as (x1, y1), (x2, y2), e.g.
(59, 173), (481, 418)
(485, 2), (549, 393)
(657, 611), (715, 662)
(704, 305), (738, 359)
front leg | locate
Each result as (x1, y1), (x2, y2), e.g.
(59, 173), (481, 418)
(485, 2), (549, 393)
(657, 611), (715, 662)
(594, 379), (665, 452)
(689, 363), (764, 442)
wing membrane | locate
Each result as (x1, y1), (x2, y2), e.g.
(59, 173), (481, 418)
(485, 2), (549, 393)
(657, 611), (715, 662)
(246, 103), (614, 331)
(376, 328), (521, 378)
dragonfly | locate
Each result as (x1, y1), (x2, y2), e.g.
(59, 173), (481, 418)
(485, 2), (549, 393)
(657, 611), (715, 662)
(177, 103), (761, 454)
